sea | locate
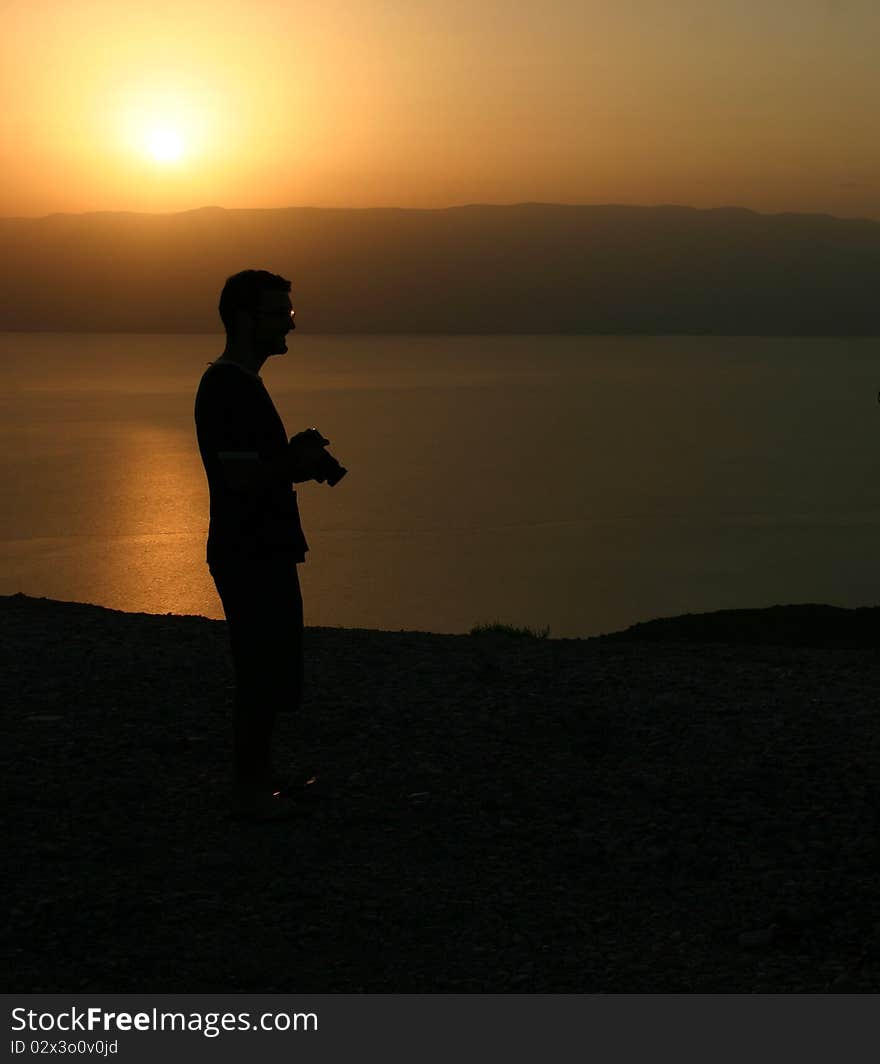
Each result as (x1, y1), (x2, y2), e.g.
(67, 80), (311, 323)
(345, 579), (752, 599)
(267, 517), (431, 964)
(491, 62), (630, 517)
(2, 332), (880, 638)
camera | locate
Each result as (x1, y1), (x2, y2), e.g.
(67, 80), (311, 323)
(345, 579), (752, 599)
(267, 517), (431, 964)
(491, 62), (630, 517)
(289, 428), (347, 486)
(313, 447), (347, 486)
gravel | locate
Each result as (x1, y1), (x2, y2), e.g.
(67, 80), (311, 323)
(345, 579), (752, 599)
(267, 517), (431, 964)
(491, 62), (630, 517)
(3, 593), (880, 992)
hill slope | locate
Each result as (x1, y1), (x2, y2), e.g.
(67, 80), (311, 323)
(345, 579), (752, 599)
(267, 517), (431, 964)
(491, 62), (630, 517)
(2, 203), (880, 334)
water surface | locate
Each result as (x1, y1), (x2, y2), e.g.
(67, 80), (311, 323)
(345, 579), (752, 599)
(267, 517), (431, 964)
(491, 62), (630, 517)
(3, 332), (879, 637)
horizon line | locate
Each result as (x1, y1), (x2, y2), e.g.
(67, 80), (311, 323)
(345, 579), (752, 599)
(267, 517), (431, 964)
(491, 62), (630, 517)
(2, 201), (879, 226)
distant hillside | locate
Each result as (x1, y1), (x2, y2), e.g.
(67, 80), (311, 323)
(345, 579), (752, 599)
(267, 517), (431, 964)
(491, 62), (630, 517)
(2, 203), (880, 334)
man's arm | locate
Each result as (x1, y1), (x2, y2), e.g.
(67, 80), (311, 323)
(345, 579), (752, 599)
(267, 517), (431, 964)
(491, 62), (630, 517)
(218, 433), (328, 494)
(218, 450), (293, 494)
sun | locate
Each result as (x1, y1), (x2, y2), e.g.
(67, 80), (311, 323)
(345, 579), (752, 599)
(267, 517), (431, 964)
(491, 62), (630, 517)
(145, 126), (185, 163)
(109, 80), (219, 176)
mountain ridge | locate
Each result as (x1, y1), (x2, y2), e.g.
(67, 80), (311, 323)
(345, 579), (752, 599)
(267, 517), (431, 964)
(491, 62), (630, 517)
(6, 202), (880, 225)
(3, 202), (879, 334)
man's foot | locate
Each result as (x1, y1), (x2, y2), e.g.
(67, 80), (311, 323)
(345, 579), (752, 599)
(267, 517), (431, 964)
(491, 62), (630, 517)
(271, 774), (319, 802)
(232, 785), (306, 823)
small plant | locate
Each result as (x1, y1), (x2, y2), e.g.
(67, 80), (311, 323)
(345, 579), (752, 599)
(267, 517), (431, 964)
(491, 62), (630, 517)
(469, 621), (550, 639)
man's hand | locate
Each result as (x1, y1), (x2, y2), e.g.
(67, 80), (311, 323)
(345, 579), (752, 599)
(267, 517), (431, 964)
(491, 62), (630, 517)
(288, 427), (330, 483)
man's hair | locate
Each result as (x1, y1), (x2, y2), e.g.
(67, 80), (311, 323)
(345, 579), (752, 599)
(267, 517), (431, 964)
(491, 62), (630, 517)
(218, 269), (292, 334)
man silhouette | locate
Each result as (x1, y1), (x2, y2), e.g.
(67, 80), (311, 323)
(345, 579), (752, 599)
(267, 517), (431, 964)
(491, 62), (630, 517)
(194, 269), (329, 821)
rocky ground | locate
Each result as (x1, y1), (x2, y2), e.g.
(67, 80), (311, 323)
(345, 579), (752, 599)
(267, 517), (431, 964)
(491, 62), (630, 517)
(3, 593), (880, 992)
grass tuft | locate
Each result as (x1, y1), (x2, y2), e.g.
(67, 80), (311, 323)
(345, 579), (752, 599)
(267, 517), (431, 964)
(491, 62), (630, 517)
(469, 621), (550, 639)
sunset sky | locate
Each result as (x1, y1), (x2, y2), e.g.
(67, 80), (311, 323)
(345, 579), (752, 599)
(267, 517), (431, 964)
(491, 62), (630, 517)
(3, 0), (879, 220)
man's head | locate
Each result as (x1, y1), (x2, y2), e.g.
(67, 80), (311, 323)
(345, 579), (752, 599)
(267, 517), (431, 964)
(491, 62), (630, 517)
(218, 269), (295, 358)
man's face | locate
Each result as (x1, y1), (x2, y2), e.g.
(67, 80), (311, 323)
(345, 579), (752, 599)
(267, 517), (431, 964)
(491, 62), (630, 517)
(245, 290), (295, 355)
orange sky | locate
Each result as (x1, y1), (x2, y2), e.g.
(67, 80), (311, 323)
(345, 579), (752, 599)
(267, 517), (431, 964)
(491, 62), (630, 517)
(2, 0), (879, 220)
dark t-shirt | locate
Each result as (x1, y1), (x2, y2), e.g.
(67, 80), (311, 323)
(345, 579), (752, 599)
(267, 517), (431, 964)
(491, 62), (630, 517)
(194, 361), (308, 567)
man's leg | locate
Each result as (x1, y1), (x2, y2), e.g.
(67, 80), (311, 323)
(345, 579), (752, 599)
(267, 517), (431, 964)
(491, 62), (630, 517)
(210, 558), (304, 793)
